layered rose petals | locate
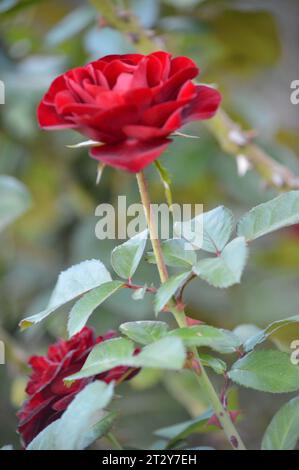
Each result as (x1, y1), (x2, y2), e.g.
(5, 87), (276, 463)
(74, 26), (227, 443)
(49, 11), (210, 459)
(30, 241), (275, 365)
(37, 51), (221, 172)
(17, 327), (138, 447)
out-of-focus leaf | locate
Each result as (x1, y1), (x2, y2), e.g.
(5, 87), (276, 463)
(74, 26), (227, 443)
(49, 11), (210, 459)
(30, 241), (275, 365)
(0, 0), (46, 15)
(130, 368), (162, 390)
(45, 6), (94, 46)
(228, 350), (299, 393)
(212, 9), (280, 74)
(80, 411), (117, 450)
(163, 370), (208, 417)
(56, 381), (114, 450)
(163, 0), (203, 8)
(193, 237), (248, 288)
(261, 396), (299, 450)
(68, 280), (124, 337)
(131, 0), (159, 28)
(186, 447), (214, 450)
(0, 176), (31, 232)
(20, 260), (111, 329)
(27, 382), (114, 450)
(111, 229), (148, 280)
(27, 421), (59, 451)
(237, 191), (299, 241)
(233, 324), (262, 344)
(154, 409), (213, 447)
(244, 314), (299, 353)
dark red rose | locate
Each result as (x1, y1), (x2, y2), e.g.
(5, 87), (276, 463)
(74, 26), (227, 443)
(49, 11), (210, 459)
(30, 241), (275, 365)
(37, 52), (221, 172)
(17, 327), (138, 447)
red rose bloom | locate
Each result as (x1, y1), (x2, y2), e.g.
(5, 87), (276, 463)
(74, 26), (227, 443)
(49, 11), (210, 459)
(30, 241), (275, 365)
(17, 327), (137, 447)
(37, 51), (221, 172)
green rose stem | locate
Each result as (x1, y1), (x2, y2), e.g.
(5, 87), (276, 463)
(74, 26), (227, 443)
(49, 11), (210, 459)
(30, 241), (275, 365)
(107, 432), (123, 450)
(136, 171), (246, 451)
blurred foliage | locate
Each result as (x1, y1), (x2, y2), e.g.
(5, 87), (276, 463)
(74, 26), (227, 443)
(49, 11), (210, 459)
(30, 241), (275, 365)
(0, 0), (298, 450)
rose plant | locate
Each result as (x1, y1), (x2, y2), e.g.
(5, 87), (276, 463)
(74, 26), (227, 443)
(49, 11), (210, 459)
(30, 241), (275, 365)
(13, 52), (299, 451)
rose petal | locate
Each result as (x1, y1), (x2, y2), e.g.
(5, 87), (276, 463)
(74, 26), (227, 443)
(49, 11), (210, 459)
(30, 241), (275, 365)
(123, 125), (171, 140)
(113, 72), (133, 92)
(65, 77), (95, 104)
(37, 101), (78, 130)
(183, 85), (222, 123)
(104, 60), (136, 87)
(95, 90), (125, 110)
(147, 55), (162, 86)
(131, 57), (148, 89)
(154, 67), (198, 102)
(170, 56), (198, 76)
(90, 138), (171, 172)
(177, 80), (197, 101)
(150, 51), (172, 80)
(42, 75), (67, 106)
(142, 100), (186, 127)
(124, 88), (153, 108)
(100, 54), (144, 65)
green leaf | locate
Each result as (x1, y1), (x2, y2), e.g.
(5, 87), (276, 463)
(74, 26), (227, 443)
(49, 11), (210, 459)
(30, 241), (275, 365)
(154, 271), (191, 314)
(154, 409), (213, 447)
(67, 281), (124, 337)
(237, 191), (299, 241)
(80, 411), (117, 450)
(261, 396), (299, 450)
(233, 324), (262, 345)
(193, 237), (248, 288)
(201, 206), (234, 253)
(66, 338), (135, 381)
(45, 6), (94, 47)
(197, 353), (227, 375)
(20, 259), (112, 329)
(27, 421), (60, 450)
(228, 350), (299, 393)
(28, 381), (114, 450)
(186, 447), (214, 450)
(154, 160), (173, 207)
(66, 336), (186, 382)
(0, 176), (31, 232)
(168, 325), (241, 354)
(174, 206), (234, 253)
(133, 336), (185, 370)
(119, 321), (169, 345)
(244, 314), (299, 353)
(147, 239), (196, 268)
(131, 285), (147, 300)
(57, 381), (114, 450)
(111, 229), (148, 279)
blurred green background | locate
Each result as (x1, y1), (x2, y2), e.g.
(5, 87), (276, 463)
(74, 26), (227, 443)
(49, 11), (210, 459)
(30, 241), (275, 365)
(0, 0), (299, 450)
